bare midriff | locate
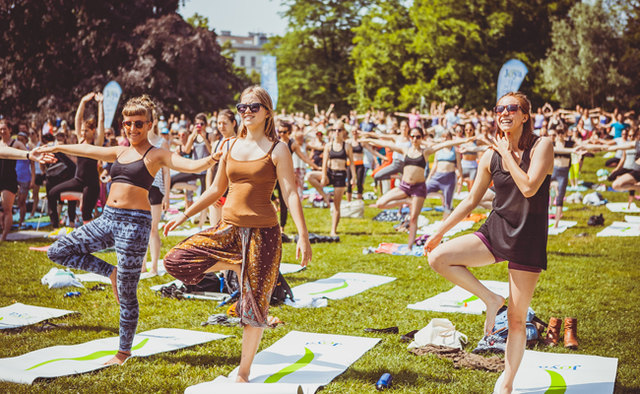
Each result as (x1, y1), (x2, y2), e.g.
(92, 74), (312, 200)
(106, 183), (151, 211)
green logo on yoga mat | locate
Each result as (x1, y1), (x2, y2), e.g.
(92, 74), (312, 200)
(26, 338), (149, 371)
(544, 370), (567, 393)
(264, 347), (315, 383)
(309, 280), (348, 295)
(456, 295), (479, 306)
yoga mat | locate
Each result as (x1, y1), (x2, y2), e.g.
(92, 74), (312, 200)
(548, 220), (578, 235)
(407, 280), (510, 315)
(606, 202), (640, 213)
(374, 243), (425, 257)
(625, 215), (640, 223)
(77, 261), (167, 284)
(596, 221), (640, 237)
(288, 272), (396, 302)
(185, 331), (380, 394)
(493, 350), (617, 393)
(0, 328), (231, 384)
(5, 231), (49, 241)
(0, 303), (75, 330)
(280, 263), (305, 275)
(417, 220), (474, 237)
(165, 227), (202, 237)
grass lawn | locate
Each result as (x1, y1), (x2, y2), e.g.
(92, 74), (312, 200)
(1, 153), (639, 393)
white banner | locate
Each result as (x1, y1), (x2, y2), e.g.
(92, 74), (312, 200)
(407, 280), (509, 315)
(0, 303), (75, 330)
(102, 81), (123, 129)
(0, 328), (230, 384)
(494, 350), (617, 393)
(186, 331), (380, 394)
(497, 59), (528, 100)
(261, 55), (278, 110)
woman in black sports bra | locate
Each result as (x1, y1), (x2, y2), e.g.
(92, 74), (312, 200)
(36, 95), (220, 366)
(426, 92), (553, 394)
(306, 121), (356, 236)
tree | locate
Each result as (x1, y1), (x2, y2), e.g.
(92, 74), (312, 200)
(186, 12), (210, 29)
(541, 0), (629, 108)
(266, 0), (374, 114)
(0, 1), (246, 125)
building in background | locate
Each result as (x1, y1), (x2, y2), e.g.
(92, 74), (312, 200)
(216, 31), (269, 75)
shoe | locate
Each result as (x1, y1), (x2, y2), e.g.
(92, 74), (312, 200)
(400, 330), (418, 342)
(364, 326), (399, 334)
(543, 317), (561, 347)
(564, 317), (578, 349)
(281, 233), (292, 243)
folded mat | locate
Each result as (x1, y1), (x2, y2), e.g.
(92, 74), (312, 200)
(0, 328), (230, 384)
(185, 330), (380, 394)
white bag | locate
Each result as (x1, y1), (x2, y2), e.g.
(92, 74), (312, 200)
(408, 318), (468, 350)
(41, 267), (84, 289)
(339, 199), (365, 218)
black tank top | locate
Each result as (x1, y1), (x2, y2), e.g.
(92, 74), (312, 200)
(478, 137), (550, 269)
(287, 138), (294, 154)
(403, 152), (427, 169)
(0, 140), (17, 182)
(110, 146), (155, 190)
(352, 142), (363, 154)
(75, 156), (99, 185)
(328, 142), (347, 160)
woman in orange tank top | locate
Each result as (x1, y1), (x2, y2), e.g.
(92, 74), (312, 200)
(163, 85), (312, 383)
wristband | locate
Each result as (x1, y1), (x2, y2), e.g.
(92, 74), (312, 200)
(26, 151), (30, 160)
(181, 212), (190, 220)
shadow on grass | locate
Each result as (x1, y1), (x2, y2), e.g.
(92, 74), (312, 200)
(339, 366), (452, 387)
(155, 352), (241, 367)
(549, 250), (604, 258)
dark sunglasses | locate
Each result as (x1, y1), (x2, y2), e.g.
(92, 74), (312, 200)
(278, 129), (290, 134)
(195, 122), (205, 127)
(236, 103), (264, 114)
(493, 104), (520, 114)
(410, 134), (422, 139)
(329, 128), (344, 132)
(122, 120), (148, 129)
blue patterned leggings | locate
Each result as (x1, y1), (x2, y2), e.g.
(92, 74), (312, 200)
(48, 206), (152, 352)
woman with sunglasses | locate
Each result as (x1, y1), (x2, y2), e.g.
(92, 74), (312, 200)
(47, 92), (104, 229)
(365, 127), (470, 247)
(36, 95), (219, 366)
(306, 122), (356, 236)
(426, 92), (553, 394)
(162, 86), (312, 383)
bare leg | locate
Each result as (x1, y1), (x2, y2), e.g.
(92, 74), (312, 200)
(17, 190), (27, 226)
(375, 187), (409, 210)
(612, 174), (640, 193)
(143, 204), (162, 274)
(236, 326), (265, 382)
(331, 187), (346, 236)
(407, 195), (425, 247)
(554, 205), (562, 228)
(204, 262), (241, 276)
(428, 234), (505, 334)
(306, 171), (328, 204)
(498, 269), (540, 394)
(31, 183), (39, 216)
(1, 190), (16, 241)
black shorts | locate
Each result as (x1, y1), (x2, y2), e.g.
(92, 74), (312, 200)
(327, 169), (347, 188)
(148, 185), (164, 205)
(35, 173), (46, 186)
(0, 177), (18, 194)
(632, 170), (640, 182)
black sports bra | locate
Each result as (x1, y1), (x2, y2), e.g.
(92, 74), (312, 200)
(352, 142), (363, 154)
(404, 153), (427, 169)
(110, 146), (155, 190)
(329, 142), (347, 160)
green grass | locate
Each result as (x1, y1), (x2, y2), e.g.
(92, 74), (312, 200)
(1, 153), (639, 393)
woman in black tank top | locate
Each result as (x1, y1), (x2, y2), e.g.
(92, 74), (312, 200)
(425, 92), (554, 394)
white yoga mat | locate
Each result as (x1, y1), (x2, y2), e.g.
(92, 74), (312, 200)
(417, 220), (474, 237)
(76, 261), (167, 284)
(493, 350), (617, 394)
(289, 272), (396, 302)
(185, 331), (380, 394)
(606, 202), (640, 213)
(596, 221), (640, 237)
(165, 227), (202, 237)
(624, 215), (640, 223)
(0, 328), (231, 384)
(280, 263), (306, 275)
(6, 230), (49, 241)
(407, 280), (510, 315)
(548, 220), (578, 235)
(0, 303), (75, 330)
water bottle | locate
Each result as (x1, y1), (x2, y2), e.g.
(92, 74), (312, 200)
(376, 373), (392, 390)
(219, 275), (225, 293)
(64, 291), (81, 298)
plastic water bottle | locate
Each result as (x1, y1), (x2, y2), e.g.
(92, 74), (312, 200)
(219, 275), (225, 293)
(63, 291), (81, 298)
(376, 373), (392, 390)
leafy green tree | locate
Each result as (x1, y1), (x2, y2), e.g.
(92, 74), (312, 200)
(541, 0), (629, 108)
(266, 0), (374, 113)
(186, 12), (210, 29)
(0, 1), (245, 124)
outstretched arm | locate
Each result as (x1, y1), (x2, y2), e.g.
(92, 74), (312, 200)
(75, 92), (95, 142)
(362, 138), (405, 153)
(158, 148), (220, 174)
(292, 143), (320, 170)
(95, 93), (105, 147)
(36, 143), (122, 163)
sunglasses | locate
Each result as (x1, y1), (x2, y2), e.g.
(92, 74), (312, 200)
(236, 103), (264, 114)
(410, 134), (422, 139)
(195, 122), (205, 127)
(122, 120), (148, 129)
(278, 129), (290, 134)
(493, 104), (520, 114)
(329, 128), (344, 132)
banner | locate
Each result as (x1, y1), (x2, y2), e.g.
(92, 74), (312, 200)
(261, 55), (278, 110)
(497, 59), (528, 101)
(102, 81), (123, 129)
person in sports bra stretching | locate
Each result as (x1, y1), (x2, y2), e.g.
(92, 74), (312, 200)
(426, 92), (553, 394)
(426, 131), (463, 218)
(162, 86), (312, 383)
(36, 95), (219, 366)
(306, 121), (356, 236)
(365, 127), (471, 247)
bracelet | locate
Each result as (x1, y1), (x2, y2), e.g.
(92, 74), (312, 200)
(26, 151), (30, 160)
(181, 211), (190, 220)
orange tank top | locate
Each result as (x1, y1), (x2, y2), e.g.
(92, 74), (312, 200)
(222, 139), (279, 228)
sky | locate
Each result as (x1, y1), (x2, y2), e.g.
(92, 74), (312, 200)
(178, 0), (289, 37)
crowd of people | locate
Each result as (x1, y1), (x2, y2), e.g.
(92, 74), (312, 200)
(1, 87), (639, 392)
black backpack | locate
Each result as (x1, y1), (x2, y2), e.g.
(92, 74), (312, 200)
(221, 270), (294, 305)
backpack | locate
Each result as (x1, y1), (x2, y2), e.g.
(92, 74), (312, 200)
(587, 213), (605, 226)
(270, 272), (294, 305)
(185, 272), (223, 293)
(473, 306), (547, 354)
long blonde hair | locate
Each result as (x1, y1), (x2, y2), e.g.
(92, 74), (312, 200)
(237, 86), (276, 141)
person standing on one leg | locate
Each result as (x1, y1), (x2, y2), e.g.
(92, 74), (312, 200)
(426, 92), (553, 394)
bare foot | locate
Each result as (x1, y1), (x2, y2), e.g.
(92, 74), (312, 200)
(235, 375), (249, 383)
(109, 268), (120, 305)
(104, 350), (130, 365)
(498, 383), (512, 394)
(330, 232), (337, 237)
(484, 293), (506, 335)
